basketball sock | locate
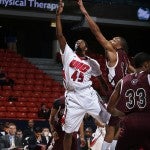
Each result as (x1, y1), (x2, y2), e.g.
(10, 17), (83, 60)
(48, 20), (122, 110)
(101, 141), (111, 150)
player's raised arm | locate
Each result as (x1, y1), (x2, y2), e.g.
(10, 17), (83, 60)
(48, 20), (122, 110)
(56, 0), (66, 53)
(77, 0), (114, 52)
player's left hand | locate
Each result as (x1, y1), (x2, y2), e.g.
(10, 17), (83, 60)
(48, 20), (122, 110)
(56, 0), (64, 15)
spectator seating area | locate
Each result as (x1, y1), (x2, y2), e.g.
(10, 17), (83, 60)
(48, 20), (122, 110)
(0, 49), (65, 120)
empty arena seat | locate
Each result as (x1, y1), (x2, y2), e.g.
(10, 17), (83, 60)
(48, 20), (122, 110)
(27, 112), (38, 119)
(18, 107), (28, 112)
(0, 106), (6, 111)
(15, 102), (27, 107)
(16, 112), (27, 119)
(7, 112), (17, 118)
(7, 106), (18, 112)
(0, 112), (6, 118)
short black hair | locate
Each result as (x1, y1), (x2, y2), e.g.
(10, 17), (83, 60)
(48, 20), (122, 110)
(133, 52), (150, 68)
(119, 37), (128, 53)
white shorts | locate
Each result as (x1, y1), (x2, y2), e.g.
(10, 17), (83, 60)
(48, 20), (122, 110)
(63, 87), (103, 133)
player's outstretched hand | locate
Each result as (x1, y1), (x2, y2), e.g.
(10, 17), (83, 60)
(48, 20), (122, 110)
(76, 0), (87, 15)
(56, 0), (64, 15)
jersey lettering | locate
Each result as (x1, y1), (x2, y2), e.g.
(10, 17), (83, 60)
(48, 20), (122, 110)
(71, 70), (84, 82)
(125, 88), (147, 109)
(69, 60), (90, 73)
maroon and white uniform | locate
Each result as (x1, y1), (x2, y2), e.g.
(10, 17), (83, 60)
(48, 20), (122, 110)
(116, 71), (150, 150)
(106, 49), (130, 126)
(106, 49), (129, 88)
(60, 43), (108, 133)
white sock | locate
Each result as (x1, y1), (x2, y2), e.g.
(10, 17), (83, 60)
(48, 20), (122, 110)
(101, 141), (111, 150)
(110, 140), (117, 150)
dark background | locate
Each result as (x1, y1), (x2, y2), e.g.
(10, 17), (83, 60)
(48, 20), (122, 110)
(0, 0), (150, 58)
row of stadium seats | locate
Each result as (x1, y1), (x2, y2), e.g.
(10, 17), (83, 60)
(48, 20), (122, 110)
(0, 49), (65, 119)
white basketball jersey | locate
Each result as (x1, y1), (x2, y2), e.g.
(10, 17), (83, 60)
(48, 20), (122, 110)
(60, 43), (102, 91)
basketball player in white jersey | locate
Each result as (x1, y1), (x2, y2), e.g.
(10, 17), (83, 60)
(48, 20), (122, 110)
(56, 1), (110, 150)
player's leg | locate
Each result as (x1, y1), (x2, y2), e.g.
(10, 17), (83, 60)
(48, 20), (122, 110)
(102, 116), (120, 150)
(63, 132), (73, 150)
(63, 95), (85, 150)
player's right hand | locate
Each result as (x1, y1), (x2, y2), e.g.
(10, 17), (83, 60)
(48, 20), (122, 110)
(56, 0), (64, 15)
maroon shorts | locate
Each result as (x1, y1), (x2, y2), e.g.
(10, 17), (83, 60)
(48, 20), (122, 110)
(52, 131), (78, 150)
(116, 112), (150, 150)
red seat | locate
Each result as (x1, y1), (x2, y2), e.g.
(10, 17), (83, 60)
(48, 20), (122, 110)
(43, 86), (52, 92)
(1, 90), (13, 97)
(23, 91), (33, 98)
(52, 86), (62, 92)
(34, 79), (43, 85)
(28, 97), (37, 102)
(8, 72), (17, 79)
(13, 85), (24, 91)
(17, 73), (26, 79)
(38, 97), (49, 103)
(15, 102), (27, 107)
(26, 68), (36, 74)
(42, 92), (51, 98)
(35, 74), (44, 79)
(19, 68), (27, 73)
(18, 97), (28, 102)
(0, 106), (6, 111)
(13, 91), (23, 97)
(28, 107), (38, 113)
(26, 73), (35, 79)
(0, 112), (6, 118)
(15, 79), (25, 85)
(16, 112), (27, 119)
(2, 86), (12, 91)
(26, 102), (36, 107)
(33, 85), (43, 92)
(7, 112), (17, 118)
(25, 79), (35, 85)
(0, 101), (5, 106)
(24, 85), (34, 91)
(4, 101), (15, 107)
(18, 107), (28, 112)
(27, 112), (38, 119)
(47, 102), (53, 108)
(0, 97), (7, 101)
(7, 106), (18, 112)
(32, 92), (42, 98)
(43, 80), (53, 87)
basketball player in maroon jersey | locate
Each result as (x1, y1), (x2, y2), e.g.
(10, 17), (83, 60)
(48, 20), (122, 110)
(49, 96), (79, 150)
(77, 0), (135, 149)
(107, 52), (150, 150)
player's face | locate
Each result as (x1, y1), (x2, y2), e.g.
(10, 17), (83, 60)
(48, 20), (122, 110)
(109, 37), (122, 50)
(75, 40), (87, 54)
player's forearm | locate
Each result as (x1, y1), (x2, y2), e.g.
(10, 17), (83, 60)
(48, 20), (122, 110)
(49, 116), (55, 133)
(82, 9), (100, 35)
(56, 14), (63, 39)
(56, 14), (66, 52)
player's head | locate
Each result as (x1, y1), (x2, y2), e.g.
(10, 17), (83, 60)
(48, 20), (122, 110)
(109, 36), (128, 52)
(133, 52), (150, 70)
(74, 39), (88, 55)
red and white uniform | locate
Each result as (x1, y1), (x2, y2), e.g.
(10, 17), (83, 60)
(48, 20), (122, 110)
(60, 43), (105, 133)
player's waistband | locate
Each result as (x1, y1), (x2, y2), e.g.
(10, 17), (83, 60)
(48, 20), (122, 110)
(66, 85), (92, 92)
